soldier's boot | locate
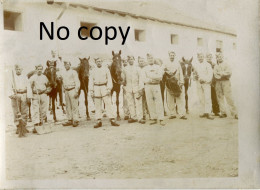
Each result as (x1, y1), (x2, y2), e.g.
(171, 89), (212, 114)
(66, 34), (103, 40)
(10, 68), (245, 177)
(159, 120), (166, 126)
(150, 119), (157, 125)
(62, 120), (73, 126)
(128, 118), (137, 123)
(94, 120), (102, 128)
(124, 115), (129, 120)
(234, 115), (238, 120)
(16, 125), (19, 134)
(110, 119), (120, 127)
(199, 113), (207, 118)
(138, 119), (145, 124)
(73, 121), (79, 127)
(206, 113), (214, 120)
(180, 115), (187, 120)
(219, 113), (227, 118)
(169, 115), (177, 119)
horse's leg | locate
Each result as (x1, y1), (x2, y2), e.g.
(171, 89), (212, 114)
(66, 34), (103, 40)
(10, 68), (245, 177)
(49, 96), (52, 112)
(28, 101), (32, 122)
(52, 93), (57, 122)
(116, 89), (121, 121)
(185, 85), (189, 114)
(84, 88), (90, 120)
(60, 85), (66, 114)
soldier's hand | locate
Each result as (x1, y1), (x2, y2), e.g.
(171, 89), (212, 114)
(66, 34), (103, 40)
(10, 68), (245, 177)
(90, 91), (94, 98)
(27, 98), (32, 104)
(74, 92), (79, 99)
(9, 95), (17, 99)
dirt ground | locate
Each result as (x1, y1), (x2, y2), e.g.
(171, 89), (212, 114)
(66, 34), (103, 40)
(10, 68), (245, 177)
(5, 109), (238, 179)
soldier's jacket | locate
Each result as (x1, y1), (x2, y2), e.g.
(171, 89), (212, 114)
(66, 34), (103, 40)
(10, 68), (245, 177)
(121, 65), (144, 93)
(10, 73), (32, 98)
(163, 61), (184, 85)
(143, 64), (163, 84)
(29, 74), (49, 94)
(58, 69), (80, 91)
(193, 61), (213, 84)
(89, 66), (112, 97)
(213, 62), (232, 81)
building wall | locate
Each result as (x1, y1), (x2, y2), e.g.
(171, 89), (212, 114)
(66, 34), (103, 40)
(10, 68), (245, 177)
(1, 2), (237, 69)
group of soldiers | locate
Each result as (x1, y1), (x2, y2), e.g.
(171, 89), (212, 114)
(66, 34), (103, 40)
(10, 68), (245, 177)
(9, 50), (238, 135)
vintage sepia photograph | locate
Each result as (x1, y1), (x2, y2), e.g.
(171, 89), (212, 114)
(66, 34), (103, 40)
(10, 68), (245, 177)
(0, 0), (259, 188)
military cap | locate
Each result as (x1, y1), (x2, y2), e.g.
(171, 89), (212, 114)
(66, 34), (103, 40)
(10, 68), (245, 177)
(35, 64), (43, 69)
(168, 51), (176, 56)
(14, 64), (22, 70)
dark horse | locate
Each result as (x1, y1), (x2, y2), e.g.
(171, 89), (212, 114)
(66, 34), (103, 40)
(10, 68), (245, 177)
(180, 57), (193, 114)
(44, 60), (65, 122)
(73, 57), (91, 120)
(110, 50), (123, 120)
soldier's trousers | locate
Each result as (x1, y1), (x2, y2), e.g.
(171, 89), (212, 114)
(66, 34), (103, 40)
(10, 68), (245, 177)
(211, 85), (220, 114)
(197, 82), (212, 114)
(123, 88), (130, 117)
(166, 87), (185, 117)
(142, 89), (149, 119)
(11, 94), (28, 125)
(32, 93), (48, 124)
(215, 80), (237, 116)
(145, 84), (164, 120)
(65, 89), (79, 122)
(126, 91), (143, 120)
(94, 96), (115, 120)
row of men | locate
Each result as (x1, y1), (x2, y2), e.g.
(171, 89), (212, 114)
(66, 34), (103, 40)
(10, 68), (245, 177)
(9, 50), (238, 134)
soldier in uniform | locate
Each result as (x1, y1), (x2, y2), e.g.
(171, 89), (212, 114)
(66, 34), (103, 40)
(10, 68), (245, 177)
(59, 60), (81, 127)
(143, 53), (165, 126)
(9, 64), (32, 134)
(89, 57), (120, 128)
(138, 56), (149, 120)
(164, 51), (187, 120)
(193, 52), (214, 120)
(206, 53), (220, 116)
(29, 64), (51, 131)
(121, 55), (145, 124)
(214, 52), (238, 119)
(122, 58), (130, 120)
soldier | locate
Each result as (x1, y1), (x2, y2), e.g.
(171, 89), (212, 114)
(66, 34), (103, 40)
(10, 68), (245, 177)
(193, 52), (214, 120)
(206, 53), (220, 116)
(89, 57), (120, 128)
(121, 55), (145, 124)
(9, 64), (32, 134)
(122, 58), (130, 120)
(214, 52), (238, 119)
(59, 60), (80, 127)
(138, 56), (149, 120)
(30, 64), (51, 132)
(143, 53), (165, 126)
(164, 51), (187, 120)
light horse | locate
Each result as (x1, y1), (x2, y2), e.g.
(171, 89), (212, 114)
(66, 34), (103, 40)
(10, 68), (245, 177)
(73, 57), (91, 120)
(109, 50), (123, 120)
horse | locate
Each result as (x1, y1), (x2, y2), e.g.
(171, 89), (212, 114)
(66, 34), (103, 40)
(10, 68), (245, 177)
(179, 57), (193, 114)
(110, 50), (123, 120)
(73, 57), (91, 120)
(44, 60), (65, 122)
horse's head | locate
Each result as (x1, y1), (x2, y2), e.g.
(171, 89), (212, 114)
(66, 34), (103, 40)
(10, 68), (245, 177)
(78, 57), (90, 78)
(46, 60), (57, 68)
(180, 57), (193, 65)
(111, 50), (123, 83)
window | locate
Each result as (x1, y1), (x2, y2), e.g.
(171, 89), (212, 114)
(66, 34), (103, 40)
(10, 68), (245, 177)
(135, 29), (145, 42)
(197, 37), (203, 47)
(171, 34), (178, 44)
(80, 22), (97, 37)
(4, 11), (22, 31)
(216, 40), (223, 52)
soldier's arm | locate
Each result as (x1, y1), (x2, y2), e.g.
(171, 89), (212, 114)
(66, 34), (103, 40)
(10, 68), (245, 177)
(222, 64), (232, 77)
(106, 68), (113, 91)
(205, 63), (213, 83)
(137, 68), (144, 91)
(178, 65), (184, 86)
(121, 68), (126, 86)
(73, 70), (80, 91)
(26, 77), (33, 99)
(213, 65), (221, 80)
(88, 71), (94, 93)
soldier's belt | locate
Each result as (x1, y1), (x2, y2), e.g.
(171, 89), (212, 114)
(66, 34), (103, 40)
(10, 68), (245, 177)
(65, 87), (75, 91)
(145, 82), (160, 85)
(17, 90), (27, 94)
(33, 91), (45, 95)
(94, 83), (107, 86)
